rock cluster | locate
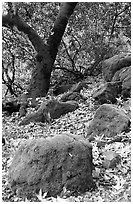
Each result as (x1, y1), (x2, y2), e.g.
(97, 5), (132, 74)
(93, 53), (131, 104)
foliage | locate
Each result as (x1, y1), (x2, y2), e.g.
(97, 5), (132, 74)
(2, 24), (35, 96)
(2, 2), (131, 96)
(56, 2), (131, 76)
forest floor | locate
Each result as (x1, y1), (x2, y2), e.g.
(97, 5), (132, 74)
(2, 75), (131, 202)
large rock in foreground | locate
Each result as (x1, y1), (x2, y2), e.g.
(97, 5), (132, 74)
(87, 104), (130, 138)
(9, 133), (94, 198)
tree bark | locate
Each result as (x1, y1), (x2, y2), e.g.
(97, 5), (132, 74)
(2, 3), (77, 98)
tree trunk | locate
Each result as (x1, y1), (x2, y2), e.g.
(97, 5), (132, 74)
(2, 3), (77, 99)
(28, 49), (53, 98)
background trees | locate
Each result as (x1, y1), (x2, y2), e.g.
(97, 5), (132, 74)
(2, 2), (131, 98)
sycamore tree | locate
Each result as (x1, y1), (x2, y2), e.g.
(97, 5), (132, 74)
(2, 2), (131, 99)
(2, 2), (77, 99)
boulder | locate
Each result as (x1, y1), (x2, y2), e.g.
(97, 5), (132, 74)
(87, 104), (130, 138)
(93, 82), (121, 104)
(102, 53), (131, 82)
(60, 91), (86, 102)
(53, 81), (88, 96)
(112, 66), (131, 98)
(60, 81), (88, 102)
(19, 107), (50, 126)
(53, 84), (73, 96)
(9, 133), (94, 198)
(19, 100), (79, 126)
(48, 100), (79, 119)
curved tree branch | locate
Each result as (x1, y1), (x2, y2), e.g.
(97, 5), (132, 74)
(2, 13), (45, 52)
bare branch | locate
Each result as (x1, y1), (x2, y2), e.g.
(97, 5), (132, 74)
(62, 39), (76, 71)
(110, 3), (130, 39)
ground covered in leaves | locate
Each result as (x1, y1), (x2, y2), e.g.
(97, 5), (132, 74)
(2, 76), (131, 202)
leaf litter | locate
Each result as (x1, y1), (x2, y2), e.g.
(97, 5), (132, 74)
(2, 76), (131, 202)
